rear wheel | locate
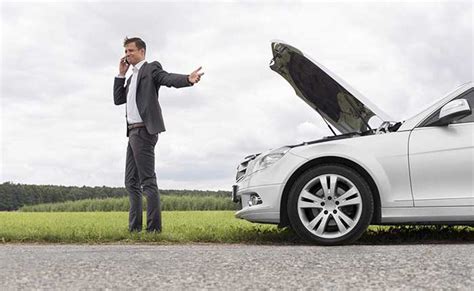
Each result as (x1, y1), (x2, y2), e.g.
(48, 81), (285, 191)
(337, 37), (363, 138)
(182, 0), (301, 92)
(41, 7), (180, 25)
(287, 164), (374, 245)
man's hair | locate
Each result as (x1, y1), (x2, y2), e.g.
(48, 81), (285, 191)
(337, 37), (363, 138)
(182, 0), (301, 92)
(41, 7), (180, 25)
(123, 37), (146, 51)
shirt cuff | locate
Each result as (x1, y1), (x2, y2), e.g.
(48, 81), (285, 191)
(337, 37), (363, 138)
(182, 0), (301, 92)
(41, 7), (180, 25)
(187, 75), (194, 86)
(116, 75), (126, 78)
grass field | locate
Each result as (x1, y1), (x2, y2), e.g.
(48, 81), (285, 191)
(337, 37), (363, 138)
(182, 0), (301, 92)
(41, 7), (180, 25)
(0, 211), (472, 244)
(0, 211), (292, 244)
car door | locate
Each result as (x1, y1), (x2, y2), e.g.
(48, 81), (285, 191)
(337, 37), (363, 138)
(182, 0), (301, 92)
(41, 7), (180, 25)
(408, 89), (474, 207)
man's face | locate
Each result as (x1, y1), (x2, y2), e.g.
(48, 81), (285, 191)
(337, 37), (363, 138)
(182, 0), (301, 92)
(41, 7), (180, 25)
(124, 42), (145, 66)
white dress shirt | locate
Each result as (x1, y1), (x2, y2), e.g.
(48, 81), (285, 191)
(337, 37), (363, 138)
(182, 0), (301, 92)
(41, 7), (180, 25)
(123, 60), (146, 124)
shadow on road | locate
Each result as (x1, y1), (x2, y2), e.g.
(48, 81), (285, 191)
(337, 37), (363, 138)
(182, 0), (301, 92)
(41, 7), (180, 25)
(356, 225), (474, 245)
(251, 225), (474, 245)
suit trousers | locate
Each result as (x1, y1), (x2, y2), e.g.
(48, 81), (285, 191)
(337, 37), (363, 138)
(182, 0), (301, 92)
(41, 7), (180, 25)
(125, 127), (161, 232)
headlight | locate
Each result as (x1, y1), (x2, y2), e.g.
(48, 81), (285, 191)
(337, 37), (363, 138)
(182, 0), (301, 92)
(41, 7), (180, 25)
(251, 146), (290, 173)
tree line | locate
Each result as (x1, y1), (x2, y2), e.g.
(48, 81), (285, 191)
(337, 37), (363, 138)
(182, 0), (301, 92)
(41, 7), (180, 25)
(20, 196), (237, 212)
(0, 182), (231, 211)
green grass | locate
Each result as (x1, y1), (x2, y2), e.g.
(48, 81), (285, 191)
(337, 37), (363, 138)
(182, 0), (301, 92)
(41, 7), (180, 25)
(19, 196), (237, 212)
(0, 211), (294, 244)
(0, 211), (472, 244)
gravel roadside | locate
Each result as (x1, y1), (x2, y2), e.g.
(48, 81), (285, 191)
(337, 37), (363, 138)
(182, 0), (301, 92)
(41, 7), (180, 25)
(0, 244), (473, 289)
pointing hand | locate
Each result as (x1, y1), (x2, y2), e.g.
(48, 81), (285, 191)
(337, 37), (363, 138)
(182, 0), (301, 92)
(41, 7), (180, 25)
(188, 66), (204, 84)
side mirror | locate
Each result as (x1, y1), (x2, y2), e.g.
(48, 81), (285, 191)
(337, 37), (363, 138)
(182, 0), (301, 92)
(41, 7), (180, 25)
(433, 99), (471, 126)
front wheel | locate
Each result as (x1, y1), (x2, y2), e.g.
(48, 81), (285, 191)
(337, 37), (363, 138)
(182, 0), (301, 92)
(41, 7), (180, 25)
(287, 164), (374, 245)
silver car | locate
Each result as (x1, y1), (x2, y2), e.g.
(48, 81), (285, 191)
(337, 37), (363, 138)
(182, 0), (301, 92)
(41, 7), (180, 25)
(232, 41), (473, 245)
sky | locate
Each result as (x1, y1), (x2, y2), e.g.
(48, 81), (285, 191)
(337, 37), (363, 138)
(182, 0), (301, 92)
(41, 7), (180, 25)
(0, 0), (472, 190)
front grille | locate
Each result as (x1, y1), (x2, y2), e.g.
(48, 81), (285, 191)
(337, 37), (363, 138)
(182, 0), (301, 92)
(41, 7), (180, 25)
(236, 160), (249, 181)
(235, 153), (259, 182)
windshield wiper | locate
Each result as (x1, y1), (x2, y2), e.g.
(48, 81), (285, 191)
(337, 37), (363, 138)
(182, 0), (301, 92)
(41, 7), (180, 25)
(389, 122), (402, 132)
(375, 121), (402, 134)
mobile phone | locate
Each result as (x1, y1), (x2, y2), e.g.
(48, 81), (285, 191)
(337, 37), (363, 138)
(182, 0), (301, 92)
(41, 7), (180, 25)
(123, 57), (129, 65)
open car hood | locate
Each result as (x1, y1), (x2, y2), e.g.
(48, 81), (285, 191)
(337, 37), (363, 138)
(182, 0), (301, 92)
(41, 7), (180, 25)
(270, 41), (392, 134)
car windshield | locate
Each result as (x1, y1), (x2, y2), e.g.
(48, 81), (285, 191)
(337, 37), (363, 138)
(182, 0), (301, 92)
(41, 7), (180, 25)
(399, 83), (471, 126)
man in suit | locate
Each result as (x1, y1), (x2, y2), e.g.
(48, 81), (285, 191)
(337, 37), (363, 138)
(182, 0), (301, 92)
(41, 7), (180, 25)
(113, 37), (203, 232)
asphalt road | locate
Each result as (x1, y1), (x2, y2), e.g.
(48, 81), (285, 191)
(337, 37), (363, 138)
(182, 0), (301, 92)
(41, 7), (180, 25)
(0, 244), (472, 289)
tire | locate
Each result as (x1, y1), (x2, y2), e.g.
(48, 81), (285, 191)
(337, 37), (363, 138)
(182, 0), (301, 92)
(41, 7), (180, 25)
(287, 164), (374, 245)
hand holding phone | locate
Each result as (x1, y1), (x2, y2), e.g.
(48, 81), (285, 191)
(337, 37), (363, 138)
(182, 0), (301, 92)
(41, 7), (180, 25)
(119, 56), (130, 76)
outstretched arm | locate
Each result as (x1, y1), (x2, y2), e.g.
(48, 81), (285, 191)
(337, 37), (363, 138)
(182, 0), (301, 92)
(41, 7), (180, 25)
(151, 62), (204, 88)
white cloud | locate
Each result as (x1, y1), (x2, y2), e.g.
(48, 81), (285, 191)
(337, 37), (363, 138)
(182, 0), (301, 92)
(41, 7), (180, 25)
(1, 1), (472, 190)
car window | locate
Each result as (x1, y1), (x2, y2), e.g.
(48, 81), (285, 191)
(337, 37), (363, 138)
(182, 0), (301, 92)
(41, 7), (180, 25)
(453, 90), (474, 123)
(421, 89), (474, 127)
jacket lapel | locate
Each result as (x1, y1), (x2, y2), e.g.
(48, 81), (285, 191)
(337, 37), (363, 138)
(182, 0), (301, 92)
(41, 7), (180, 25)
(136, 61), (148, 88)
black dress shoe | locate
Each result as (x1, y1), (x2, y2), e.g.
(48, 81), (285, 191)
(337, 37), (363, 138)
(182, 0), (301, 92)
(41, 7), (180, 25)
(146, 229), (161, 233)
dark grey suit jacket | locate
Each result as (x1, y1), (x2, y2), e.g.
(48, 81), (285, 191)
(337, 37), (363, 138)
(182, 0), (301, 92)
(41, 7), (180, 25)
(113, 61), (192, 136)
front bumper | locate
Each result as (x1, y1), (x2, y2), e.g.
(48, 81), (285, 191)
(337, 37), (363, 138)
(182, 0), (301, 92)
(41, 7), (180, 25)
(232, 152), (308, 224)
(234, 184), (283, 224)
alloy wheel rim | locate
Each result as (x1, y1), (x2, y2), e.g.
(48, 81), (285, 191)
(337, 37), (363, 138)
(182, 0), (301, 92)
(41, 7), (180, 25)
(297, 174), (363, 239)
